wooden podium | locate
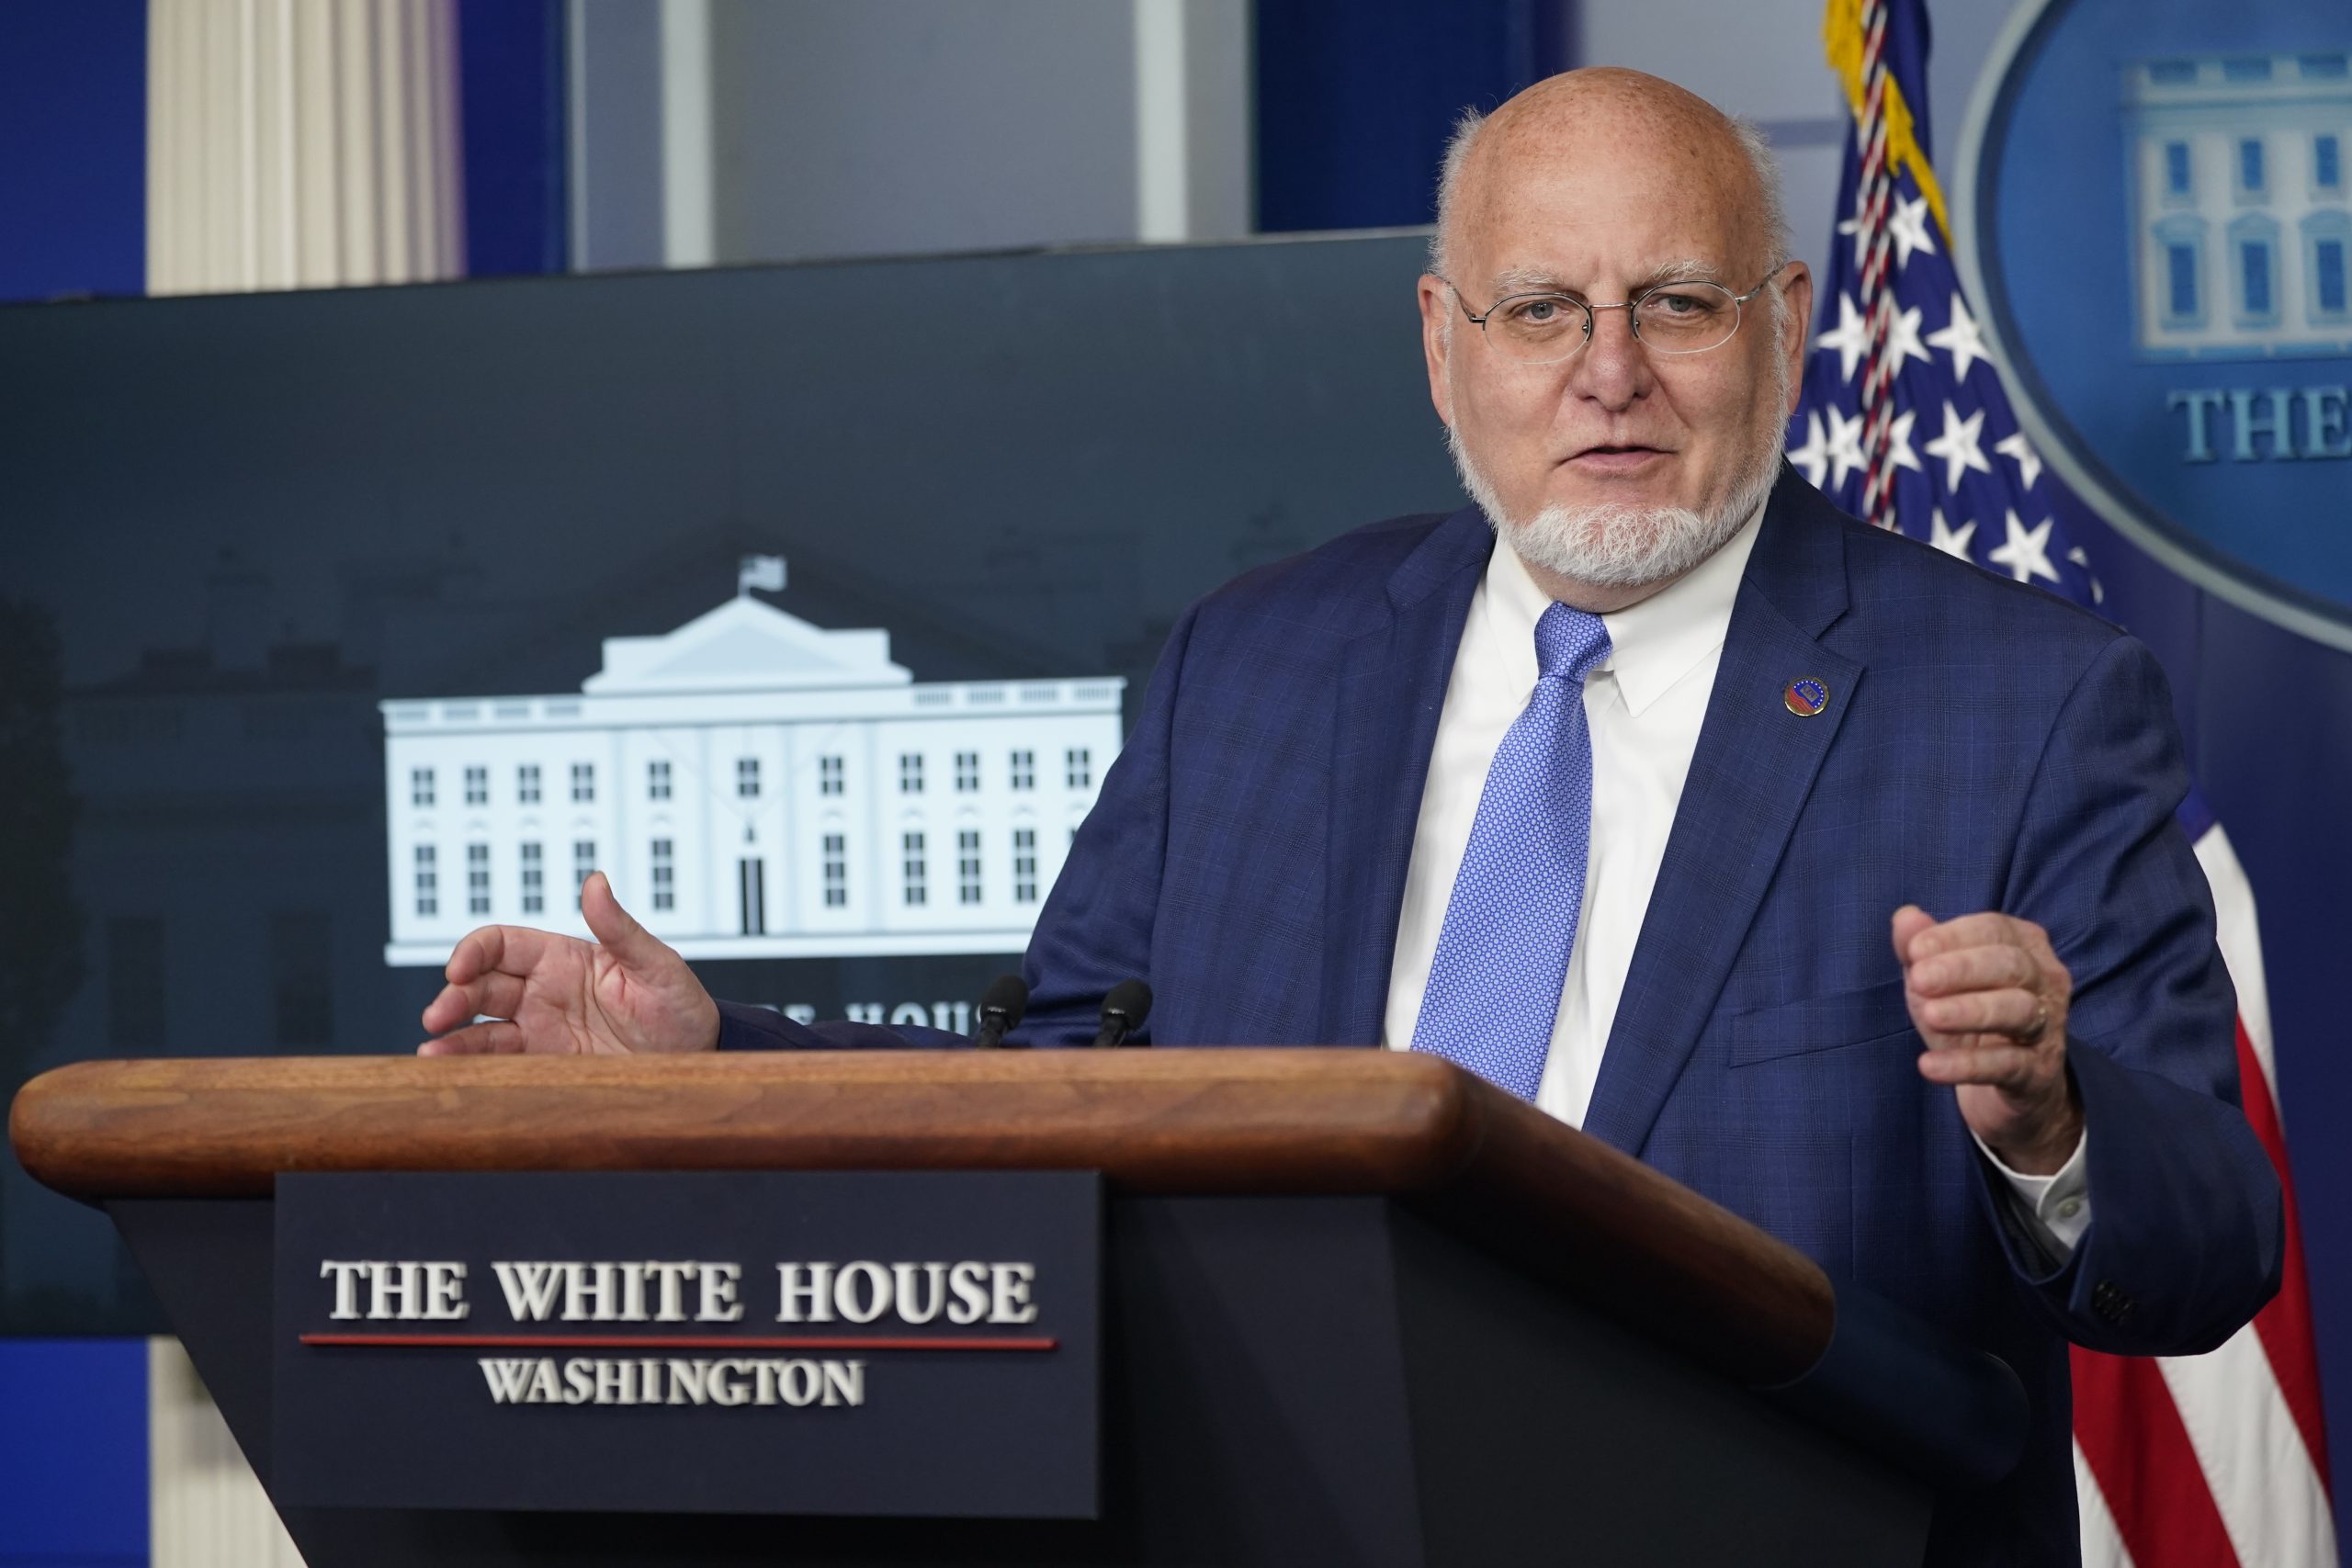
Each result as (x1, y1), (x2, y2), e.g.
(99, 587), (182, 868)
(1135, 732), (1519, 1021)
(11, 1049), (2024, 1566)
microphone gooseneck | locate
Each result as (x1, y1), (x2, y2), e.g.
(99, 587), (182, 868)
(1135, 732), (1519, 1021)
(972, 974), (1030, 1049)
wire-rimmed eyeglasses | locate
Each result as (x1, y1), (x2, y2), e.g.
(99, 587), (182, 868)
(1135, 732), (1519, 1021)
(1436, 266), (1787, 363)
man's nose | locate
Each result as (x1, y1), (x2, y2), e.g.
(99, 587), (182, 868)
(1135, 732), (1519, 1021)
(1568, 303), (1648, 408)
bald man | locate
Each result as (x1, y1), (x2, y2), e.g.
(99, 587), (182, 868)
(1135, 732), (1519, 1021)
(423, 71), (2279, 1564)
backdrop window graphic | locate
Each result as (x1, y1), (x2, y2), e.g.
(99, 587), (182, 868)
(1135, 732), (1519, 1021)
(379, 568), (1123, 967)
(2124, 54), (2352, 359)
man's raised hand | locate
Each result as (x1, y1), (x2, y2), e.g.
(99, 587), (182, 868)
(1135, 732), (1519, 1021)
(1892, 905), (2082, 1175)
(417, 871), (720, 1056)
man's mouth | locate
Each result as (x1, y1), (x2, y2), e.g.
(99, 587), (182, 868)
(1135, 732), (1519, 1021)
(1566, 444), (1670, 468)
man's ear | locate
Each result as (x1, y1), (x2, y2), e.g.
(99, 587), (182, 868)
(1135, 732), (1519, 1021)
(1777, 260), (1815, 419)
(1418, 274), (1457, 427)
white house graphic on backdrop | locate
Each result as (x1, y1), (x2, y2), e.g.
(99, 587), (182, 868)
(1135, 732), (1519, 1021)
(2127, 51), (2352, 358)
(380, 560), (1125, 965)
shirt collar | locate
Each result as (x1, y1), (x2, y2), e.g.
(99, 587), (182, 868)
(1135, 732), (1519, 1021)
(1484, 500), (1768, 717)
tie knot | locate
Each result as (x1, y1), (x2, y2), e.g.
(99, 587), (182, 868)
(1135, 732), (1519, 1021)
(1534, 602), (1611, 682)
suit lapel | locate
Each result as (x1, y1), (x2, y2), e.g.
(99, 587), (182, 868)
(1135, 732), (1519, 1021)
(1319, 510), (1491, 1045)
(1582, 476), (1863, 1155)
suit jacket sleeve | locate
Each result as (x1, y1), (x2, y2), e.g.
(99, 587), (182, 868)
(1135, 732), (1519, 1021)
(1012, 602), (1200, 1046)
(1978, 632), (2282, 1354)
(714, 602), (1200, 1053)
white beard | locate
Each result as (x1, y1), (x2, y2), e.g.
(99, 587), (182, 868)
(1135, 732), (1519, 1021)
(1444, 351), (1791, 591)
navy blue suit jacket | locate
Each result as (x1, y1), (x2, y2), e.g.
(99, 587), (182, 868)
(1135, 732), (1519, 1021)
(723, 471), (2281, 1563)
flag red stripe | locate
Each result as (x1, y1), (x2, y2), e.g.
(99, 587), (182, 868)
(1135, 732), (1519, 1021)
(2072, 1347), (2245, 1568)
(2233, 1019), (2334, 1488)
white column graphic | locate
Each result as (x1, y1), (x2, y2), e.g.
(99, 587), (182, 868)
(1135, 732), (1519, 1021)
(1133, 0), (1251, 244)
(659, 0), (716, 268)
(147, 0), (465, 295)
(148, 1337), (306, 1568)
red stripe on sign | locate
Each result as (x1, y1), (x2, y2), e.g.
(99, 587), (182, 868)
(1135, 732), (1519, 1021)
(2233, 1019), (2335, 1489)
(299, 1334), (1057, 1351)
(2071, 1347), (2243, 1568)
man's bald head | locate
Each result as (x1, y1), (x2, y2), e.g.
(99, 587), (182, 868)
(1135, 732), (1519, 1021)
(1429, 68), (1790, 286)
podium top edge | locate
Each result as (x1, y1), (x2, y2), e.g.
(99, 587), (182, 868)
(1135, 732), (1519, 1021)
(11, 1049), (1482, 1200)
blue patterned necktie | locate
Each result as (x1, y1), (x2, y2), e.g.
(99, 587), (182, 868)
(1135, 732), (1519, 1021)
(1411, 601), (1612, 1100)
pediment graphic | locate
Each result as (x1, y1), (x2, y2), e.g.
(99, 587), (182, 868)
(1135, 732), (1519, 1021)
(582, 595), (910, 694)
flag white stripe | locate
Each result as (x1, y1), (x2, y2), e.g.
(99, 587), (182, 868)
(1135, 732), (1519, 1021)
(2192, 824), (2275, 1087)
(2075, 1438), (2137, 1568)
(2159, 1323), (2338, 1566)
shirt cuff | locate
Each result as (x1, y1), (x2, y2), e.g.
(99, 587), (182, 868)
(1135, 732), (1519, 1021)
(1974, 1128), (2092, 1256)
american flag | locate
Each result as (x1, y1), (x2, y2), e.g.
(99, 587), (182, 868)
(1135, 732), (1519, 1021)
(1796, 3), (2336, 1562)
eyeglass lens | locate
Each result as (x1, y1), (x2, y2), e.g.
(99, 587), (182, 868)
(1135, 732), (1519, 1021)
(1484, 282), (1743, 362)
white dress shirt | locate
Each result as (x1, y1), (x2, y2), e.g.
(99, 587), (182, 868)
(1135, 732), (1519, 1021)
(1380, 510), (2090, 1254)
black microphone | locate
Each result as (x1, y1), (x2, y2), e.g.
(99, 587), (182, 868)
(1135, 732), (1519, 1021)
(1092, 979), (1153, 1048)
(972, 975), (1029, 1049)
